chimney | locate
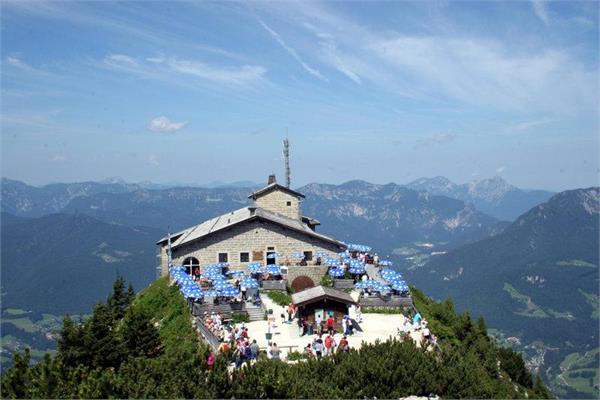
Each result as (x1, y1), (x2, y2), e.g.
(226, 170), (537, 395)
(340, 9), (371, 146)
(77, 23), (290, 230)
(268, 174), (276, 185)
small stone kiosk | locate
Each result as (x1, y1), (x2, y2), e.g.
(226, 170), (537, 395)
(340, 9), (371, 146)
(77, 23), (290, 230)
(292, 286), (356, 329)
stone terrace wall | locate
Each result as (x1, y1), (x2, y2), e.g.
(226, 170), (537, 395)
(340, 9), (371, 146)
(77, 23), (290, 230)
(171, 219), (342, 270)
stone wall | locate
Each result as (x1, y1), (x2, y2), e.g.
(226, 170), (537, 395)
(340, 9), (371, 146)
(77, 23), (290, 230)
(254, 190), (301, 220)
(163, 219), (343, 275)
(285, 266), (329, 288)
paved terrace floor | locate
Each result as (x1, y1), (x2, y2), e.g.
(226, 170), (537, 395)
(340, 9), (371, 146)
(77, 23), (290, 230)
(232, 292), (428, 358)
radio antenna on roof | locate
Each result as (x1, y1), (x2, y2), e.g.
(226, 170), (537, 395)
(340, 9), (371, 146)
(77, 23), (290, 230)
(283, 135), (290, 188)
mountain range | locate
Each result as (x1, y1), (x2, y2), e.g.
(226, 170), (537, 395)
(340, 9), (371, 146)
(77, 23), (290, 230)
(408, 188), (599, 398)
(406, 176), (554, 220)
(1, 176), (596, 397)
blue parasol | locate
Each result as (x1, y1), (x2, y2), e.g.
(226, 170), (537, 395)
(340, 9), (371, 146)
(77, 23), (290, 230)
(290, 252), (305, 259)
(348, 266), (366, 274)
(328, 268), (345, 277)
(266, 252), (282, 259)
(379, 260), (393, 266)
(241, 278), (259, 289)
(354, 281), (370, 289)
(221, 287), (240, 297)
(266, 265), (281, 275)
(204, 290), (221, 297)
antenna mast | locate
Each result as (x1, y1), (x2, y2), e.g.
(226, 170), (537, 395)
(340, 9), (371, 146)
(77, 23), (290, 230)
(283, 137), (290, 188)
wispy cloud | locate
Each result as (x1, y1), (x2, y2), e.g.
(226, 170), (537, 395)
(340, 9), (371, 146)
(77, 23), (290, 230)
(51, 155), (67, 163)
(510, 118), (557, 132)
(257, 2), (596, 114)
(258, 18), (326, 82)
(148, 154), (160, 165)
(531, 0), (549, 25)
(102, 53), (267, 87)
(147, 116), (188, 133)
(496, 166), (506, 174)
(167, 58), (266, 86)
(414, 132), (456, 149)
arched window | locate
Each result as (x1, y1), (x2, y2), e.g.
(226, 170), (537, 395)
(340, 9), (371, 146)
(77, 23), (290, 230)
(182, 257), (200, 276)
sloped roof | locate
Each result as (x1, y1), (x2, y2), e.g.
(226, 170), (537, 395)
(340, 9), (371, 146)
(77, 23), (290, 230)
(248, 183), (305, 200)
(159, 207), (345, 249)
(292, 285), (356, 307)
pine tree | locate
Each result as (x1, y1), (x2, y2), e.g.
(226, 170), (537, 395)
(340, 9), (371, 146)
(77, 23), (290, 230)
(84, 303), (124, 369)
(0, 348), (31, 398)
(121, 308), (161, 358)
(57, 315), (88, 368)
(107, 274), (130, 320)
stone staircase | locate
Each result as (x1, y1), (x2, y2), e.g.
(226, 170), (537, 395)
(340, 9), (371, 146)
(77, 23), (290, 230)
(245, 302), (266, 321)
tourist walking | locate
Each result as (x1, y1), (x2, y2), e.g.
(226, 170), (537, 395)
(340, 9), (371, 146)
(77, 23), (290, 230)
(355, 304), (362, 323)
(313, 338), (323, 358)
(250, 339), (259, 362)
(324, 334), (336, 356)
(269, 342), (280, 360)
(326, 314), (335, 335)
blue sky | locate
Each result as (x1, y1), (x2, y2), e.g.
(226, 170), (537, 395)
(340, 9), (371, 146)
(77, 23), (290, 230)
(1, 1), (598, 191)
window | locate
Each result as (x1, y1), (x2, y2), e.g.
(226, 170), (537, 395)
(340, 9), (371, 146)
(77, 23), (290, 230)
(267, 246), (275, 251)
(286, 201), (292, 206)
(240, 252), (249, 263)
(303, 251), (313, 261)
(218, 253), (228, 263)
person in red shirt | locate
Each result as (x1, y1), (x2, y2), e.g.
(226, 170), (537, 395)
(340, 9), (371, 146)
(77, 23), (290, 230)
(326, 314), (335, 335)
(337, 335), (348, 353)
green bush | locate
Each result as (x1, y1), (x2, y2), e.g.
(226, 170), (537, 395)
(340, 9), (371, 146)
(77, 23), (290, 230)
(232, 312), (250, 324)
(286, 351), (310, 361)
(267, 290), (292, 306)
(266, 291), (292, 306)
(320, 275), (333, 287)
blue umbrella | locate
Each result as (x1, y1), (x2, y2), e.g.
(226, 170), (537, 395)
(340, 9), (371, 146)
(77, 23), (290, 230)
(247, 264), (262, 274)
(315, 251), (328, 258)
(228, 270), (246, 278)
(204, 290), (221, 297)
(290, 252), (305, 259)
(213, 281), (232, 290)
(343, 257), (354, 263)
(266, 265), (281, 275)
(221, 287), (240, 297)
(183, 288), (204, 298)
(349, 266), (366, 274)
(374, 283), (391, 293)
(392, 282), (409, 291)
(364, 279), (379, 288)
(354, 281), (370, 289)
(379, 260), (393, 266)
(241, 278), (259, 289)
(338, 251), (348, 257)
(266, 252), (282, 259)
(328, 268), (345, 277)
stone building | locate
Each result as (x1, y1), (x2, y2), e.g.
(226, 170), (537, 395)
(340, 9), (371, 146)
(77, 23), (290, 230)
(157, 175), (346, 290)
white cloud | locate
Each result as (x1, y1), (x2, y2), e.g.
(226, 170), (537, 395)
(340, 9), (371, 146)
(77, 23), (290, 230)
(511, 118), (556, 132)
(257, 2), (595, 114)
(102, 53), (267, 87)
(414, 132), (456, 149)
(531, 0), (549, 25)
(51, 155), (66, 163)
(147, 116), (188, 133)
(105, 54), (139, 69)
(166, 58), (266, 86)
(258, 18), (327, 82)
(148, 154), (160, 165)
(496, 166), (506, 174)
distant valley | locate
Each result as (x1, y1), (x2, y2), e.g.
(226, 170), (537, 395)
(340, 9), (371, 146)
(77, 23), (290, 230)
(408, 188), (599, 398)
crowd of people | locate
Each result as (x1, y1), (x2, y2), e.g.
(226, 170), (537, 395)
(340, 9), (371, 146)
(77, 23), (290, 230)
(304, 332), (351, 358)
